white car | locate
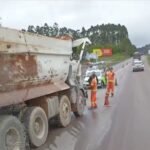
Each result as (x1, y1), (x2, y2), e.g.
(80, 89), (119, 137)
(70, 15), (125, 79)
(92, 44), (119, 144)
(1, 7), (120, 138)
(132, 60), (144, 72)
(83, 69), (103, 88)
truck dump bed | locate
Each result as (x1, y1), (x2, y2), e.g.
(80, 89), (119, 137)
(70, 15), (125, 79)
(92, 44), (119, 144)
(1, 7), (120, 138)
(0, 27), (73, 107)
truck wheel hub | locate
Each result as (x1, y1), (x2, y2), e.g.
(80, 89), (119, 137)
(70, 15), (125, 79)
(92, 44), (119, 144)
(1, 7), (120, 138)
(5, 128), (20, 150)
(62, 103), (69, 118)
(34, 117), (44, 138)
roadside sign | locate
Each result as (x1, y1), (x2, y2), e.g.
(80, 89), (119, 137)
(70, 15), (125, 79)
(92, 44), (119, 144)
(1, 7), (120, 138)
(102, 48), (112, 56)
(92, 48), (112, 57)
(93, 49), (103, 57)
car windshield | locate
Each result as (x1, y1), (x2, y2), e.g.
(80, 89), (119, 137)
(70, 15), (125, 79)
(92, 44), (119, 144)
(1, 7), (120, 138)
(134, 61), (143, 65)
(86, 71), (101, 77)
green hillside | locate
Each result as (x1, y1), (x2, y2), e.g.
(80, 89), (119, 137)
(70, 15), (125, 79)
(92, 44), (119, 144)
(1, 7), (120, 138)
(25, 23), (136, 58)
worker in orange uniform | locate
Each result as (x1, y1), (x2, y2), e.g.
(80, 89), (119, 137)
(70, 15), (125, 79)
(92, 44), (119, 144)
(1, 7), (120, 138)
(90, 73), (98, 109)
(104, 67), (115, 106)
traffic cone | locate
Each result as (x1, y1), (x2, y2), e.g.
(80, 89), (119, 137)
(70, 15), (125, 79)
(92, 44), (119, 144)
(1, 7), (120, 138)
(104, 95), (110, 106)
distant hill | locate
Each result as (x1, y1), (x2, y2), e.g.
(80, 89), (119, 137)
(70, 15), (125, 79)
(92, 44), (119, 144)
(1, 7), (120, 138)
(137, 44), (150, 55)
(25, 23), (136, 56)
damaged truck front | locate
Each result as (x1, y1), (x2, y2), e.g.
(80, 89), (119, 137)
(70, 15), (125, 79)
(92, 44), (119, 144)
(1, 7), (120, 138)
(0, 27), (91, 149)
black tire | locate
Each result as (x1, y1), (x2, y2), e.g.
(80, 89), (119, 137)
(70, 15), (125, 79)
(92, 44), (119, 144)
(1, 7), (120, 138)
(23, 107), (48, 147)
(58, 95), (71, 127)
(115, 79), (118, 86)
(101, 81), (105, 88)
(74, 90), (85, 117)
(0, 115), (26, 150)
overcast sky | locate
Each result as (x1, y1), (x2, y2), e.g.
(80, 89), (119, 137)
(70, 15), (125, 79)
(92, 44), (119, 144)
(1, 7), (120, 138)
(0, 0), (150, 47)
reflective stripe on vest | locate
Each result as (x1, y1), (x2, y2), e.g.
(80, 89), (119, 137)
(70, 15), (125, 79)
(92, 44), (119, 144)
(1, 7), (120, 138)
(107, 71), (115, 83)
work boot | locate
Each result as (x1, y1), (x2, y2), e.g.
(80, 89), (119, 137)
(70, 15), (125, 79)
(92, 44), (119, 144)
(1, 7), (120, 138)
(94, 104), (98, 109)
(111, 93), (114, 97)
(90, 103), (95, 109)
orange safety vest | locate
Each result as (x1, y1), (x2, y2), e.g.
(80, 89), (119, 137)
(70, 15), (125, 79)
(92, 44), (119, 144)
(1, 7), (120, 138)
(105, 71), (110, 78)
(90, 77), (97, 92)
(107, 71), (115, 83)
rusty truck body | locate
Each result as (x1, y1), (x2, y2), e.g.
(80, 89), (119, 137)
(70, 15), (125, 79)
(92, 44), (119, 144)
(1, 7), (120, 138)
(0, 27), (91, 150)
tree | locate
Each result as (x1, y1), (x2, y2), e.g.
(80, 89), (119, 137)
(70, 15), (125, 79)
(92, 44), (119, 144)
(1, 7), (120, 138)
(26, 23), (136, 56)
(52, 22), (59, 36)
(27, 25), (35, 33)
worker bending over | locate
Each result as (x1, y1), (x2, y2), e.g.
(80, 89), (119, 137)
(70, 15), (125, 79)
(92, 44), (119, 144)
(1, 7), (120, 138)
(90, 73), (98, 109)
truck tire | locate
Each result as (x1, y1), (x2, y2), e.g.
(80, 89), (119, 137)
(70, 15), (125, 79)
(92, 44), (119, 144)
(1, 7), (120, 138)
(74, 90), (85, 117)
(23, 107), (48, 147)
(0, 115), (26, 150)
(58, 95), (71, 127)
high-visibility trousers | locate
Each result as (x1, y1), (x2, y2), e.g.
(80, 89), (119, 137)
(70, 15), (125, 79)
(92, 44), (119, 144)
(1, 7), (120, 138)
(91, 91), (97, 107)
(106, 82), (115, 96)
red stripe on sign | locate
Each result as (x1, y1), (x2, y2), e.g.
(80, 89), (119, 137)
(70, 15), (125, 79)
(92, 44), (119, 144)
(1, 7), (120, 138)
(102, 48), (112, 56)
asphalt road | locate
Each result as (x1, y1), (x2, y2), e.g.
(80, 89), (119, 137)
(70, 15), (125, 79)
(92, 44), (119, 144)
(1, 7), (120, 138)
(33, 58), (150, 150)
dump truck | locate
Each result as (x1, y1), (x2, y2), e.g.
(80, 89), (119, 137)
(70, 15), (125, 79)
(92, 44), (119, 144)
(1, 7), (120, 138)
(0, 27), (91, 150)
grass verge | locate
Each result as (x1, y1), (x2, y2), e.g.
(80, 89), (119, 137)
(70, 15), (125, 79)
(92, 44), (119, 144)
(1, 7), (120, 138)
(147, 55), (150, 66)
(99, 53), (130, 65)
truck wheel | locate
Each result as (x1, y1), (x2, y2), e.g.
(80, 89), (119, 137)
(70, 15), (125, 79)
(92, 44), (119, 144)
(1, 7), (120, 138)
(74, 90), (85, 117)
(0, 115), (26, 150)
(23, 107), (48, 147)
(58, 95), (71, 127)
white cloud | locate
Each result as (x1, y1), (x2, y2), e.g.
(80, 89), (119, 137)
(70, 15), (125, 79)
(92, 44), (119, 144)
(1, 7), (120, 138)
(0, 0), (150, 47)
